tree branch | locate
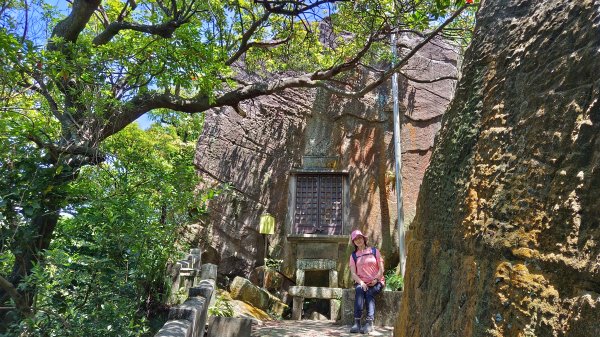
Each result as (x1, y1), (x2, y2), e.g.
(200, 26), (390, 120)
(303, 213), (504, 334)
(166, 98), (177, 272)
(54, 1), (467, 148)
(248, 36), (291, 49)
(225, 10), (272, 65)
(311, 32), (380, 80)
(92, 20), (185, 45)
(118, 0), (137, 22)
(317, 3), (470, 97)
(258, 0), (346, 16)
(29, 74), (63, 121)
(399, 73), (457, 84)
(99, 24), (383, 140)
(0, 275), (30, 315)
(49, 0), (101, 50)
(91, 0), (202, 45)
(26, 132), (106, 164)
(155, 0), (172, 16)
(100, 73), (322, 140)
(0, 1), (11, 17)
(358, 62), (385, 74)
(94, 4), (111, 28)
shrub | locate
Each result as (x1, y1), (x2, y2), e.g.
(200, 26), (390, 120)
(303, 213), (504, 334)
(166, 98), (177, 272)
(384, 269), (404, 291)
(264, 258), (283, 271)
(208, 295), (234, 318)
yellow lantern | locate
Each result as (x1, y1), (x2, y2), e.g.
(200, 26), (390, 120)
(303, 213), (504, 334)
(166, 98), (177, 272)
(259, 213), (275, 235)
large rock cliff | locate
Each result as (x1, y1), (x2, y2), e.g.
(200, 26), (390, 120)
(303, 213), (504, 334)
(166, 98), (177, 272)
(191, 36), (458, 283)
(396, 0), (600, 336)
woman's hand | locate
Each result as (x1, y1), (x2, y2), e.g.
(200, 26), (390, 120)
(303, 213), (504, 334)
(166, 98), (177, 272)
(367, 278), (379, 287)
(360, 280), (368, 291)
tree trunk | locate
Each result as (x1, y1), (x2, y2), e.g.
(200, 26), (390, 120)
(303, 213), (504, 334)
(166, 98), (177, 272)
(0, 169), (71, 327)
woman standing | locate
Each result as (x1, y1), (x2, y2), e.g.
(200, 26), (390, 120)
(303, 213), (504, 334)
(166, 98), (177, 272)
(349, 229), (385, 334)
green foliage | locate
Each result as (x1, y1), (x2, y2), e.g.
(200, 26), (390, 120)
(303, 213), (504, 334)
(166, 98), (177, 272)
(18, 250), (152, 336)
(264, 258), (283, 271)
(384, 268), (404, 291)
(172, 286), (189, 306)
(208, 294), (234, 318)
(0, 251), (14, 277)
(1, 122), (223, 336)
(0, 102), (67, 279)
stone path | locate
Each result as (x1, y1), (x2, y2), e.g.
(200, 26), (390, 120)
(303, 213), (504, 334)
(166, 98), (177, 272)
(251, 320), (394, 337)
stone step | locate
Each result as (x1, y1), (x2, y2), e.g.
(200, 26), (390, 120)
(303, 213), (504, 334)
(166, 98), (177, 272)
(289, 286), (343, 299)
(179, 267), (197, 277)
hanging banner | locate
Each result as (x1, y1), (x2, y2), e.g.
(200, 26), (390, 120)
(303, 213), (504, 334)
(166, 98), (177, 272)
(259, 213), (275, 235)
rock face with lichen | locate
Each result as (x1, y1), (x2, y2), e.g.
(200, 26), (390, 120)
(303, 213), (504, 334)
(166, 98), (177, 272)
(395, 0), (600, 336)
(190, 36), (459, 284)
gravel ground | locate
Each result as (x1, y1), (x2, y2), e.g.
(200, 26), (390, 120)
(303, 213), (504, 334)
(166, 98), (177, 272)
(251, 320), (394, 337)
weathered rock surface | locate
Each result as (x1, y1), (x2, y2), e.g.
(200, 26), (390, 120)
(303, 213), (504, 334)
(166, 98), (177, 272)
(340, 289), (403, 326)
(229, 276), (288, 316)
(396, 1), (600, 336)
(230, 276), (271, 311)
(215, 290), (272, 321)
(192, 35), (459, 282)
(307, 311), (329, 321)
(248, 266), (295, 294)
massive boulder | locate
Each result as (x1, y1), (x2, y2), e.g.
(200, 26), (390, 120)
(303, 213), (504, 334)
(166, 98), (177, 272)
(396, 0), (600, 336)
(192, 36), (459, 282)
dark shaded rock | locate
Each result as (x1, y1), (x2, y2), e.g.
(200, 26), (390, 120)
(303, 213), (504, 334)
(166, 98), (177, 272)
(396, 0), (600, 336)
(307, 311), (329, 321)
(217, 255), (249, 287)
(201, 246), (220, 265)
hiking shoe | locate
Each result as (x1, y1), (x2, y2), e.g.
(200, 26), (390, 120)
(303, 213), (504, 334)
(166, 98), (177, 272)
(350, 319), (361, 333)
(361, 319), (373, 334)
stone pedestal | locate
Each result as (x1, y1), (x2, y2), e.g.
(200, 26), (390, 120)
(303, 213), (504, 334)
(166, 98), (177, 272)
(293, 259), (340, 320)
(289, 286), (343, 320)
(340, 289), (403, 326)
(329, 270), (338, 288)
(292, 296), (304, 320)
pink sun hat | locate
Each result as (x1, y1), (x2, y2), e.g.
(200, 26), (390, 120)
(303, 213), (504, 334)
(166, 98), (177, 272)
(351, 229), (367, 241)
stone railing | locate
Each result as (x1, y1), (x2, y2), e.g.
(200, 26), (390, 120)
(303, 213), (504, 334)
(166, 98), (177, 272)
(155, 261), (218, 337)
(168, 249), (202, 303)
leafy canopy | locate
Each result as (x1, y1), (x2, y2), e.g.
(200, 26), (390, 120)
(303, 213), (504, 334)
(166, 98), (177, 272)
(2, 117), (227, 336)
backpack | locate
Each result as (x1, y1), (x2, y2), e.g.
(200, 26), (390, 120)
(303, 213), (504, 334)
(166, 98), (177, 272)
(351, 247), (378, 273)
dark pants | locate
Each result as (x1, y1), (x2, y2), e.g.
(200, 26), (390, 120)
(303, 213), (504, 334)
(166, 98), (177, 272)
(354, 282), (383, 320)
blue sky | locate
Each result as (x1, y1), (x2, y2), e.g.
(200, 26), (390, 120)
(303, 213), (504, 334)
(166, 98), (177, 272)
(135, 114), (153, 130)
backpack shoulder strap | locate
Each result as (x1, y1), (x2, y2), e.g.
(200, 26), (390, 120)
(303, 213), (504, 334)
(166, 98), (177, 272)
(372, 247), (379, 265)
(351, 251), (358, 273)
